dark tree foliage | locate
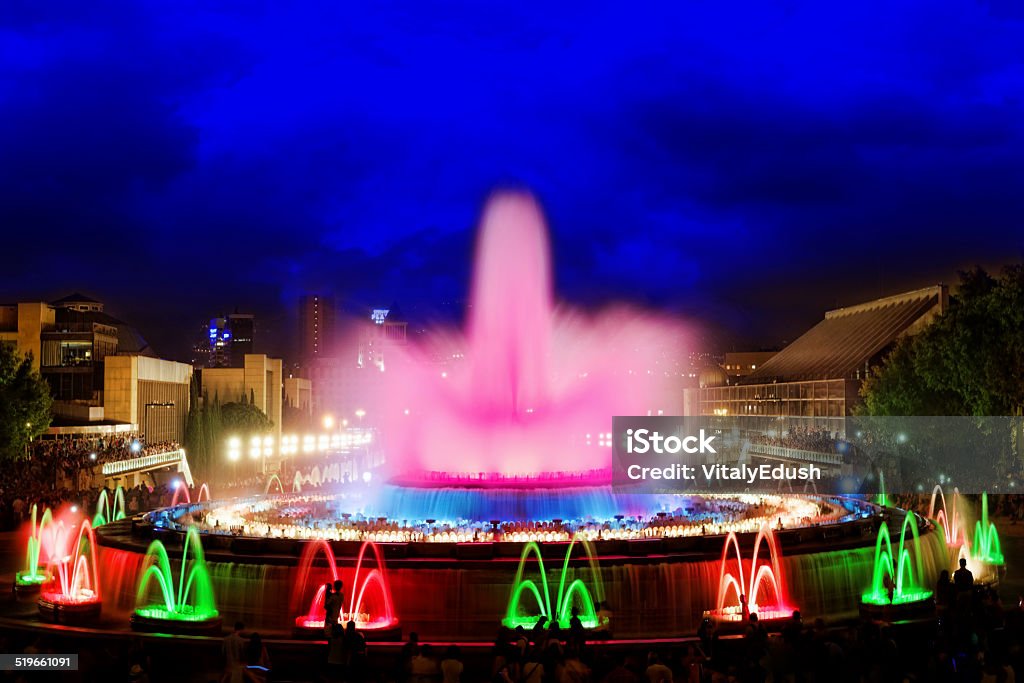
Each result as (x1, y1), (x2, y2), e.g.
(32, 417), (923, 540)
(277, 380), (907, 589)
(861, 265), (1024, 417)
(221, 401), (273, 433)
(0, 345), (53, 461)
(184, 385), (273, 481)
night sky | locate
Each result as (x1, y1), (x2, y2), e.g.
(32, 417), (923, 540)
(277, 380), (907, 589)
(2, 2), (1023, 361)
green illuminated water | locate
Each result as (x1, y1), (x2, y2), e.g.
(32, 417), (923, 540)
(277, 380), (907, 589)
(972, 491), (1004, 565)
(503, 534), (604, 629)
(862, 515), (932, 606)
(135, 526), (218, 622)
(16, 504), (52, 586)
(93, 486), (126, 527)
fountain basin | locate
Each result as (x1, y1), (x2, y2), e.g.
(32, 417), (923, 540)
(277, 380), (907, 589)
(38, 593), (102, 625)
(859, 592), (935, 621)
(292, 617), (402, 641)
(131, 607), (223, 635)
(13, 572), (46, 597)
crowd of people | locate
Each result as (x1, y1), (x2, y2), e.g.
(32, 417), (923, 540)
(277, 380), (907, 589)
(0, 434), (180, 530)
(750, 427), (842, 455)
(202, 585), (1022, 683)
(28, 433), (177, 468)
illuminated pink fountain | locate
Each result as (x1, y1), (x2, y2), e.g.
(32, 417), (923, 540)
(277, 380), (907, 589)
(375, 193), (687, 482)
(38, 517), (102, 623)
(291, 540), (398, 636)
(707, 525), (796, 623)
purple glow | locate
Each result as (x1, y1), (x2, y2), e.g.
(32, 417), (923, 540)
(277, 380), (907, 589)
(374, 193), (688, 480)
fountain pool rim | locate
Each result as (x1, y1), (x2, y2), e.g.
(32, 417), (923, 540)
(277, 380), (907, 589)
(94, 502), (890, 570)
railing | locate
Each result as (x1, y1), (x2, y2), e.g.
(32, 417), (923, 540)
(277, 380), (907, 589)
(102, 449), (185, 475)
(747, 443), (843, 466)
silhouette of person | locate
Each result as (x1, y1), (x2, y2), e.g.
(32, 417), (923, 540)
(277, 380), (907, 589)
(954, 557), (974, 592)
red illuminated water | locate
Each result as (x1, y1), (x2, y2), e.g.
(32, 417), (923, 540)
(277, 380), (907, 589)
(290, 539), (397, 631)
(41, 517), (101, 607)
(709, 525), (795, 622)
(170, 482), (210, 507)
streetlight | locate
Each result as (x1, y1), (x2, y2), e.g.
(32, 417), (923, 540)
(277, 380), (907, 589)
(322, 414), (335, 431)
(355, 409), (366, 423)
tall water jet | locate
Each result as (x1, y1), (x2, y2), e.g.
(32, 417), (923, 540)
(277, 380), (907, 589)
(466, 194), (552, 416)
(132, 526), (220, 634)
(706, 525), (795, 623)
(15, 504), (53, 593)
(373, 191), (686, 511)
(38, 518), (102, 624)
(503, 533), (604, 629)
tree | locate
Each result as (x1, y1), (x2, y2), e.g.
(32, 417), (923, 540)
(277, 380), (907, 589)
(861, 265), (1024, 417)
(221, 401), (273, 434)
(0, 345), (53, 461)
(184, 377), (207, 479)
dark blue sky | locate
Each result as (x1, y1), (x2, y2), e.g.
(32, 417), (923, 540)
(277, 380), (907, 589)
(2, 2), (1022, 360)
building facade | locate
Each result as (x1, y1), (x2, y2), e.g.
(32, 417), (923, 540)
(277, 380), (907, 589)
(0, 302), (56, 370)
(284, 376), (312, 414)
(103, 355), (193, 444)
(692, 286), (948, 432)
(299, 294), (336, 363)
(722, 351), (778, 378)
(201, 353), (283, 441)
(3, 295), (191, 442)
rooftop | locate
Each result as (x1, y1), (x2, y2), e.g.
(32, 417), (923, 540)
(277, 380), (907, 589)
(743, 285), (947, 384)
(50, 292), (102, 306)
